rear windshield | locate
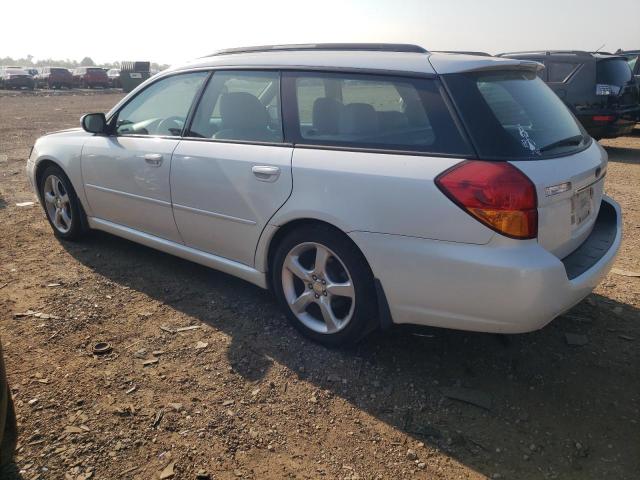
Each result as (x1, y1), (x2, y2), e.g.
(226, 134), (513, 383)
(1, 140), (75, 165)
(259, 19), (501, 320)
(50, 68), (69, 74)
(597, 59), (633, 85)
(444, 70), (588, 160)
(87, 68), (105, 73)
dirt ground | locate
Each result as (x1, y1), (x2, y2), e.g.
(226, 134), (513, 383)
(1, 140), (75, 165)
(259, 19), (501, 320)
(0, 91), (638, 480)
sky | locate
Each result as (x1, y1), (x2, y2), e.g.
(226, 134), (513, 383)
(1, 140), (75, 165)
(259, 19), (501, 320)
(2, 0), (639, 65)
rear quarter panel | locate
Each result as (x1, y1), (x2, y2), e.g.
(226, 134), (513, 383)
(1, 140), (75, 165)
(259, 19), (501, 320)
(271, 148), (495, 243)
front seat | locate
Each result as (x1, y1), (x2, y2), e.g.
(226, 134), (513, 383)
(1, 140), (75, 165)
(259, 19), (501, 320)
(213, 92), (278, 142)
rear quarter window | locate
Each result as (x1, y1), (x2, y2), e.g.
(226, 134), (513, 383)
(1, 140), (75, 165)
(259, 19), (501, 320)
(546, 62), (581, 83)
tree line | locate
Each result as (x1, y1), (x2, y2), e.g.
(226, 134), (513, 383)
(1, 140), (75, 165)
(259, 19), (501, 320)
(0, 55), (169, 71)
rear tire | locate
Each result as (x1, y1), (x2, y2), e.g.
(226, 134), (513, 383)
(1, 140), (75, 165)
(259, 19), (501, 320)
(272, 224), (378, 346)
(38, 165), (87, 241)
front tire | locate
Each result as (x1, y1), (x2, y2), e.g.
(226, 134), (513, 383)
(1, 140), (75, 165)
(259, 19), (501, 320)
(272, 224), (378, 346)
(38, 165), (86, 240)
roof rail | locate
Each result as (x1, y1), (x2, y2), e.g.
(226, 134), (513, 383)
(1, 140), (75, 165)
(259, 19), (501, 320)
(498, 50), (594, 57)
(432, 50), (491, 57)
(207, 43), (428, 57)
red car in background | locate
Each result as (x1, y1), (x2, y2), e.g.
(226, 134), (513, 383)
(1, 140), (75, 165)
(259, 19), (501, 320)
(37, 67), (74, 89)
(72, 67), (109, 88)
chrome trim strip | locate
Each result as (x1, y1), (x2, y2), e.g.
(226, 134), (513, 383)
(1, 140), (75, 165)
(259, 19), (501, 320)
(85, 184), (171, 207)
(172, 203), (256, 225)
(87, 217), (267, 289)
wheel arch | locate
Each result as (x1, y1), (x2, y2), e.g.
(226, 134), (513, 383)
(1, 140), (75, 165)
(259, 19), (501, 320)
(262, 217), (393, 336)
(34, 158), (90, 231)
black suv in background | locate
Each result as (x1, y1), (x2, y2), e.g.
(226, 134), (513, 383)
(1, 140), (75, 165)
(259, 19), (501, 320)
(499, 51), (639, 139)
(616, 50), (640, 80)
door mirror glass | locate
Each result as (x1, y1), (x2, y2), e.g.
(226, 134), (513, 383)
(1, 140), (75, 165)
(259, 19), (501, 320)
(81, 113), (108, 134)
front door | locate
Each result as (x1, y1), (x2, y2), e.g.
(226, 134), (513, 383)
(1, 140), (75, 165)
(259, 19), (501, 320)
(81, 71), (209, 242)
(171, 70), (293, 266)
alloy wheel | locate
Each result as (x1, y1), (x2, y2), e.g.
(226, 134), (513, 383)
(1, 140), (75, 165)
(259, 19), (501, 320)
(281, 242), (356, 334)
(43, 174), (73, 234)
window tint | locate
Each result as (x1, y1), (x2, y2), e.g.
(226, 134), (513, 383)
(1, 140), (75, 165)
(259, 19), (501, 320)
(116, 72), (207, 136)
(188, 71), (282, 143)
(445, 71), (586, 160)
(293, 72), (468, 154)
(546, 62), (580, 82)
(597, 59), (633, 85)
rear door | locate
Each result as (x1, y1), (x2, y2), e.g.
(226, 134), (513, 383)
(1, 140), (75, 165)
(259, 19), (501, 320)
(171, 70), (293, 267)
(444, 70), (607, 258)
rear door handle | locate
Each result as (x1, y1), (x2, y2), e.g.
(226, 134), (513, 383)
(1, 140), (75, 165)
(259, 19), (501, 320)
(144, 153), (163, 166)
(252, 165), (280, 182)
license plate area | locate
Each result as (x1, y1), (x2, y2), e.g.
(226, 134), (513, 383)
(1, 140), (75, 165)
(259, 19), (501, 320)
(571, 186), (594, 227)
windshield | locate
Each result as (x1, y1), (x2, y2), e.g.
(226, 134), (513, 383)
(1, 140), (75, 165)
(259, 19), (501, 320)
(597, 59), (633, 85)
(51, 68), (69, 74)
(444, 70), (588, 160)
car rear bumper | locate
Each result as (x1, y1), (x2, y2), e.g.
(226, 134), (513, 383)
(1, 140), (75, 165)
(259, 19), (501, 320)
(578, 108), (640, 138)
(350, 196), (622, 334)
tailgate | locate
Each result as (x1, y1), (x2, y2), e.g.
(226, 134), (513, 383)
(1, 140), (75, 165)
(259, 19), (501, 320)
(511, 141), (607, 259)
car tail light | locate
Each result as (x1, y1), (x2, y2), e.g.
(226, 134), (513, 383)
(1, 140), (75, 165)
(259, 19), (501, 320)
(593, 115), (615, 123)
(435, 161), (538, 239)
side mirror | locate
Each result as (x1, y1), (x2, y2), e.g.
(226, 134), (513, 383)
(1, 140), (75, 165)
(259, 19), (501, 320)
(81, 113), (108, 134)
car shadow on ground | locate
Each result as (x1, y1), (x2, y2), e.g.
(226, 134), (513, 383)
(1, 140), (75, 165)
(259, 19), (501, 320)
(61, 231), (639, 478)
(604, 145), (640, 165)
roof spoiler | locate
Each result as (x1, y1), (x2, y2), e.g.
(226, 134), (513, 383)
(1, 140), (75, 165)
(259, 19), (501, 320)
(464, 60), (544, 73)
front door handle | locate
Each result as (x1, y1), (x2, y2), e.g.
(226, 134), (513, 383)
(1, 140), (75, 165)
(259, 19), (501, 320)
(252, 165), (280, 182)
(144, 153), (163, 166)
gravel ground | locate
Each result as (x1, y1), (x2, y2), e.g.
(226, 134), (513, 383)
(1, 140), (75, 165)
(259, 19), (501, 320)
(0, 92), (638, 480)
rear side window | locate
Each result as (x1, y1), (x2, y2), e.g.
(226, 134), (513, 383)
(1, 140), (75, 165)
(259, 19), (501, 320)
(628, 56), (638, 73)
(546, 62), (581, 83)
(444, 70), (587, 160)
(597, 59), (633, 85)
(290, 72), (471, 155)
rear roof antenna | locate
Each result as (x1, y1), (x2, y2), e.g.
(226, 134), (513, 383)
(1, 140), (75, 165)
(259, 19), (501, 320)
(594, 44), (605, 53)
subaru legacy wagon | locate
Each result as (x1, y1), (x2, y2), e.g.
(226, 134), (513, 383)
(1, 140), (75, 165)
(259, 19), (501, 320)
(26, 44), (622, 346)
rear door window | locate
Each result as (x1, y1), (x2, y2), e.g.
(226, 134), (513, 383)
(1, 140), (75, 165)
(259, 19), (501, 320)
(444, 70), (588, 160)
(289, 72), (470, 155)
(597, 58), (633, 85)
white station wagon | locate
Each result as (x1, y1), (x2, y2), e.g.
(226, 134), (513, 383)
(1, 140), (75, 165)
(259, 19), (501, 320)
(27, 44), (622, 346)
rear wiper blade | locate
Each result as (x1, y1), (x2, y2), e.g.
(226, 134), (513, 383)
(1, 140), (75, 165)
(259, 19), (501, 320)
(539, 134), (584, 153)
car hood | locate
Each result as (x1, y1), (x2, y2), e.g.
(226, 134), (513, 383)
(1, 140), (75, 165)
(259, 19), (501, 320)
(42, 127), (88, 137)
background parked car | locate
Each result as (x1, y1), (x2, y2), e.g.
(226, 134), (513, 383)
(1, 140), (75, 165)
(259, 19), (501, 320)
(72, 66), (109, 88)
(0, 66), (35, 90)
(36, 66), (74, 89)
(107, 68), (121, 88)
(499, 50), (640, 139)
(23, 67), (39, 77)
